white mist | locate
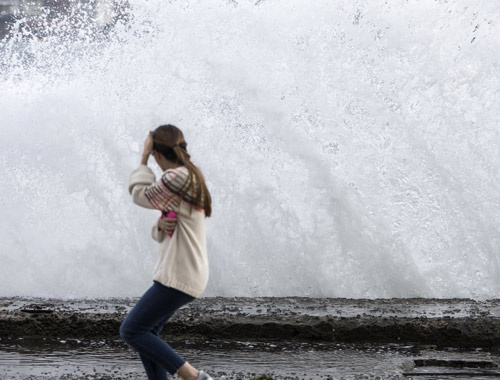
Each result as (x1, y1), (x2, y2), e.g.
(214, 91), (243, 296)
(0, 0), (499, 299)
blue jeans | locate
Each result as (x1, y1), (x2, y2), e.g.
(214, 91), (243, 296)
(120, 281), (195, 379)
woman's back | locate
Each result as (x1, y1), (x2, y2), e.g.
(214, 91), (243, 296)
(129, 163), (209, 298)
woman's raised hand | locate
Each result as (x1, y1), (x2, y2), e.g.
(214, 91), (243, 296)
(143, 131), (154, 156)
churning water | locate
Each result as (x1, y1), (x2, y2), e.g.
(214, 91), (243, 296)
(0, 0), (499, 299)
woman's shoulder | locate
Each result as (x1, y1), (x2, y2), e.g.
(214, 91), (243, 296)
(161, 166), (190, 190)
(162, 165), (189, 179)
(163, 165), (189, 175)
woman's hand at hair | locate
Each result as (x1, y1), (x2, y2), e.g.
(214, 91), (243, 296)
(141, 131), (154, 165)
(158, 216), (177, 235)
(143, 131), (154, 155)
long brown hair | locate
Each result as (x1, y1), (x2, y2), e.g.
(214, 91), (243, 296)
(152, 124), (212, 217)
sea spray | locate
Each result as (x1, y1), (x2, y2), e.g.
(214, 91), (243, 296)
(0, 0), (499, 298)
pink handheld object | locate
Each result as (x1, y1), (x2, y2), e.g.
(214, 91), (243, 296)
(161, 211), (177, 237)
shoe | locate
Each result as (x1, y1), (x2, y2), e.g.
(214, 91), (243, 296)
(195, 370), (214, 380)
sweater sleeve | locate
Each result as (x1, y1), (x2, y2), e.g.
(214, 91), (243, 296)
(128, 164), (190, 210)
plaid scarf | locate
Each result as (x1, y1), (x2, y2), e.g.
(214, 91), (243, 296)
(144, 166), (198, 211)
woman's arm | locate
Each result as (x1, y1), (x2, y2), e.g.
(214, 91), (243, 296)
(128, 131), (158, 208)
(128, 165), (161, 209)
(128, 131), (188, 210)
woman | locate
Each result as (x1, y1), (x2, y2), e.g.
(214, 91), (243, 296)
(120, 124), (213, 380)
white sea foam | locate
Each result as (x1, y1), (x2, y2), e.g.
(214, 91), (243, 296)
(0, 0), (499, 298)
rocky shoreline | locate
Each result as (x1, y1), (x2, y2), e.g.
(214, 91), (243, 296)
(1, 297), (500, 349)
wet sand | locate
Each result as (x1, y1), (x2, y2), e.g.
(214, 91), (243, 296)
(1, 297), (500, 348)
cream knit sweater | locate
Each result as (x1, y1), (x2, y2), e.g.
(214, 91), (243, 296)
(128, 164), (208, 298)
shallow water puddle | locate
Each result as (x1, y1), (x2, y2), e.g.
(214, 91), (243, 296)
(1, 338), (499, 379)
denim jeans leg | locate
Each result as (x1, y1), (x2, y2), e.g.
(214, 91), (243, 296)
(138, 311), (176, 380)
(120, 281), (195, 378)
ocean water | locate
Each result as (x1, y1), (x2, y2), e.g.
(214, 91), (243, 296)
(0, 0), (499, 299)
